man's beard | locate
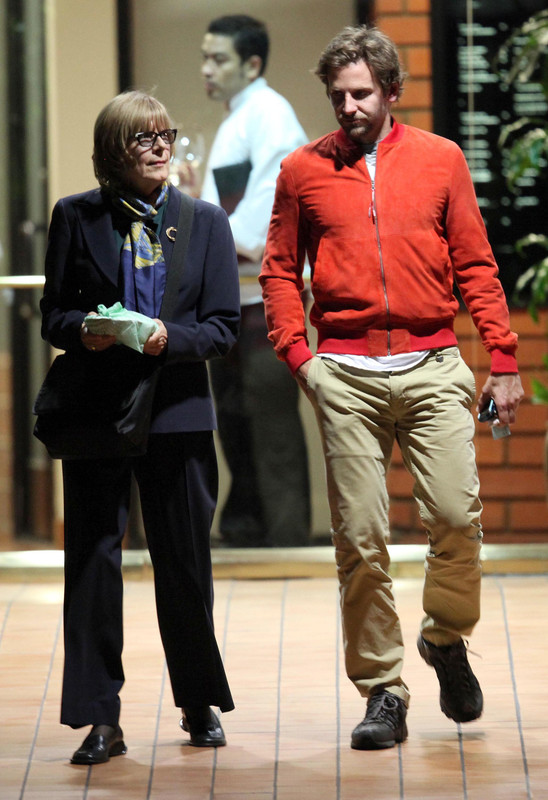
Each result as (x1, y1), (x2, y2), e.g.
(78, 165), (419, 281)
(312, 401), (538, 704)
(342, 119), (375, 145)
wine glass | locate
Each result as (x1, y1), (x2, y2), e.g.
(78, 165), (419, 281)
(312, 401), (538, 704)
(169, 127), (206, 196)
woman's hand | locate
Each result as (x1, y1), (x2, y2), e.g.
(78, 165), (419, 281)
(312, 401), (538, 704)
(80, 313), (117, 352)
(143, 320), (168, 356)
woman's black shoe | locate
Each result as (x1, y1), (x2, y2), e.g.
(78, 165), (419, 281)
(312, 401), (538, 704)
(71, 724), (127, 765)
(180, 707), (226, 747)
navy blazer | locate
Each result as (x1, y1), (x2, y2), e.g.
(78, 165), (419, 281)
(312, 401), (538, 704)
(40, 186), (240, 433)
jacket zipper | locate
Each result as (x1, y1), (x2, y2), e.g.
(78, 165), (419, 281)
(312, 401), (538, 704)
(369, 177), (391, 353)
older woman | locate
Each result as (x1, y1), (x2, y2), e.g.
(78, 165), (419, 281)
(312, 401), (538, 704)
(39, 91), (240, 764)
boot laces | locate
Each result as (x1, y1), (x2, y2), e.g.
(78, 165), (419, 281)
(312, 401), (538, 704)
(366, 692), (401, 728)
(439, 641), (477, 691)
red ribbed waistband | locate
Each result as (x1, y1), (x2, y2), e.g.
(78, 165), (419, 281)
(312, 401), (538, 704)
(316, 325), (458, 357)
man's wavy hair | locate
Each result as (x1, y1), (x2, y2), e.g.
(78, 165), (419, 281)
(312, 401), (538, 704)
(93, 90), (174, 193)
(315, 25), (406, 99)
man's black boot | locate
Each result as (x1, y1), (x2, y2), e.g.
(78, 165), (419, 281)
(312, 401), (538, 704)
(351, 691), (408, 750)
(417, 634), (483, 722)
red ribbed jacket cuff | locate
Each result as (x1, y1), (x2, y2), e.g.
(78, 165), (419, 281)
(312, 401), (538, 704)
(285, 340), (314, 375)
(490, 349), (518, 373)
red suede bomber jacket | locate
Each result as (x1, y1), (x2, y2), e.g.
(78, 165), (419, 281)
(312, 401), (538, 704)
(259, 121), (518, 376)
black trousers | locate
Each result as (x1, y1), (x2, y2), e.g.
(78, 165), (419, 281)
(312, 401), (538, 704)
(60, 432), (234, 729)
(209, 302), (311, 547)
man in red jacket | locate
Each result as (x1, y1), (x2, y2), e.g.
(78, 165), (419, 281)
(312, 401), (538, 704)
(260, 25), (524, 750)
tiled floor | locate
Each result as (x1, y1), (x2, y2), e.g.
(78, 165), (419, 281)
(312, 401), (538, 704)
(1, 574), (547, 799)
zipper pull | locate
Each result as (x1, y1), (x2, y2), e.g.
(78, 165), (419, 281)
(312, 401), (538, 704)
(369, 180), (376, 221)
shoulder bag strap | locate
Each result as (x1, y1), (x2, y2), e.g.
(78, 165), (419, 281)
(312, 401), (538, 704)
(159, 192), (195, 322)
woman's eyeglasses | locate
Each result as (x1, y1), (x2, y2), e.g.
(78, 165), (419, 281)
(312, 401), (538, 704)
(133, 129), (177, 149)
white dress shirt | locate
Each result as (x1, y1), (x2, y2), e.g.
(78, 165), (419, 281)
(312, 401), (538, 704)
(201, 77), (307, 304)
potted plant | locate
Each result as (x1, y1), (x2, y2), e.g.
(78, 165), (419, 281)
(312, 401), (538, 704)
(494, 10), (548, 403)
(494, 10), (548, 495)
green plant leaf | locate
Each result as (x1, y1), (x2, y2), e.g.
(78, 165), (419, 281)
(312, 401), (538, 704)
(516, 233), (548, 254)
(501, 127), (548, 188)
(494, 10), (548, 94)
(531, 378), (548, 405)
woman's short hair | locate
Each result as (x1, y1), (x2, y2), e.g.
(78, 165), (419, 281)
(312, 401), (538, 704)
(315, 25), (406, 99)
(93, 90), (174, 192)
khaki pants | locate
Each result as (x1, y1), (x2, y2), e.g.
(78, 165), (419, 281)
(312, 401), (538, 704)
(306, 347), (483, 706)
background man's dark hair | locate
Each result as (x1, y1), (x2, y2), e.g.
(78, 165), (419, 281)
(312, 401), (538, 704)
(207, 14), (269, 75)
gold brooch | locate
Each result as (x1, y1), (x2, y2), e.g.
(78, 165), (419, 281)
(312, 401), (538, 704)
(166, 227), (177, 241)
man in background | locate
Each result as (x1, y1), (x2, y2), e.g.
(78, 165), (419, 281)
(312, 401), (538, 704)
(200, 14), (310, 548)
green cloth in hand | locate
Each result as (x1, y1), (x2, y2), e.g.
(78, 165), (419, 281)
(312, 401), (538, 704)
(84, 302), (159, 353)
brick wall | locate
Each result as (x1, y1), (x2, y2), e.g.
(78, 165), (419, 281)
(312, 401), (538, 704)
(374, 0), (433, 131)
(372, 1), (547, 544)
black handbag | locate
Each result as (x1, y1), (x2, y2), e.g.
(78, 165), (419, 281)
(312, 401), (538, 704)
(33, 193), (195, 459)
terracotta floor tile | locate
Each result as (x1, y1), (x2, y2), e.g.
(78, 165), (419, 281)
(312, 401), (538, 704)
(0, 576), (546, 799)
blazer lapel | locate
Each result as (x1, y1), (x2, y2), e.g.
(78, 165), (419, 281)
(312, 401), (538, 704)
(74, 189), (121, 287)
(73, 187), (183, 287)
(160, 188), (182, 271)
